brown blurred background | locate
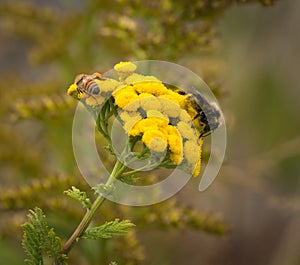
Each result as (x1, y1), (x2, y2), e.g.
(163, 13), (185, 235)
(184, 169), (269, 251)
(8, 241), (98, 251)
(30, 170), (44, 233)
(0, 0), (299, 264)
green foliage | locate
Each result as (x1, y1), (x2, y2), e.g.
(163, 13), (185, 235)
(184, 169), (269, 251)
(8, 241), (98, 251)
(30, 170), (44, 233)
(83, 219), (135, 240)
(119, 172), (140, 185)
(92, 183), (116, 196)
(21, 207), (67, 265)
(64, 186), (91, 209)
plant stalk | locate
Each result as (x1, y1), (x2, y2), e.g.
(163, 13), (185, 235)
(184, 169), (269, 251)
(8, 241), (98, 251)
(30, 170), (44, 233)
(61, 159), (125, 255)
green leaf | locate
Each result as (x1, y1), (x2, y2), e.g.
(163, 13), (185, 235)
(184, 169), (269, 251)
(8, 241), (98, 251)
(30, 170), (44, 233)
(82, 219), (135, 240)
(119, 172), (140, 184)
(92, 183), (115, 196)
(64, 186), (91, 209)
(21, 207), (67, 265)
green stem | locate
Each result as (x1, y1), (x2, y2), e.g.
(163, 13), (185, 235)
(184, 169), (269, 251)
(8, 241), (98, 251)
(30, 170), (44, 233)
(96, 114), (110, 142)
(61, 159), (125, 255)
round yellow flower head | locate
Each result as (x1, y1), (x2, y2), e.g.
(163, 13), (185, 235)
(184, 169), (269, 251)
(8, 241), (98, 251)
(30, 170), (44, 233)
(179, 109), (193, 123)
(129, 117), (168, 137)
(67, 83), (83, 99)
(139, 95), (161, 112)
(122, 115), (143, 134)
(114, 62), (137, 73)
(177, 121), (198, 140)
(184, 140), (200, 165)
(165, 125), (182, 155)
(170, 152), (183, 165)
(167, 126), (183, 165)
(125, 74), (160, 85)
(146, 110), (169, 121)
(119, 111), (141, 123)
(142, 130), (167, 153)
(113, 86), (139, 109)
(133, 81), (169, 96)
(193, 159), (201, 177)
(192, 138), (203, 177)
(158, 97), (181, 118)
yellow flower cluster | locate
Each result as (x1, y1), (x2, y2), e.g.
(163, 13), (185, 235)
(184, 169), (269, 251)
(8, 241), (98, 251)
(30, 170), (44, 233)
(67, 83), (83, 99)
(112, 64), (203, 176)
(67, 62), (204, 177)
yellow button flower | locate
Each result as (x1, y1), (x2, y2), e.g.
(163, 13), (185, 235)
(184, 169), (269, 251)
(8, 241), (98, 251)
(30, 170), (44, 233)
(170, 153), (183, 165)
(67, 83), (83, 99)
(133, 81), (169, 96)
(123, 115), (143, 134)
(113, 86), (139, 109)
(184, 140), (200, 165)
(114, 61), (137, 73)
(142, 130), (167, 153)
(165, 125), (182, 155)
(68, 62), (210, 178)
(119, 111), (141, 122)
(167, 128), (183, 164)
(177, 121), (198, 140)
(125, 73), (160, 85)
(139, 95), (162, 112)
(160, 91), (186, 106)
(129, 117), (169, 136)
(146, 110), (169, 121)
(192, 138), (203, 177)
(158, 97), (181, 118)
(179, 109), (193, 123)
(193, 159), (201, 177)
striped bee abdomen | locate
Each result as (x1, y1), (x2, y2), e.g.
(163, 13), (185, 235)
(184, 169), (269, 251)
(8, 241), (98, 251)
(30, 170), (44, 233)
(87, 82), (100, 95)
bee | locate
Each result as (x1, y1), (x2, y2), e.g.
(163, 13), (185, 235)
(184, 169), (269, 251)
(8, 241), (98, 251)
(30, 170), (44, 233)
(176, 89), (221, 137)
(74, 72), (104, 98)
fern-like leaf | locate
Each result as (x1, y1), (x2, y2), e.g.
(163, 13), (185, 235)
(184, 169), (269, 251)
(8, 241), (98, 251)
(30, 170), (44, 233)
(64, 186), (91, 209)
(82, 219), (135, 240)
(22, 207), (67, 265)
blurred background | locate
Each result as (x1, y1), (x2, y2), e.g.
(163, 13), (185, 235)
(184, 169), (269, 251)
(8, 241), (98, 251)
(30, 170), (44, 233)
(0, 0), (299, 264)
